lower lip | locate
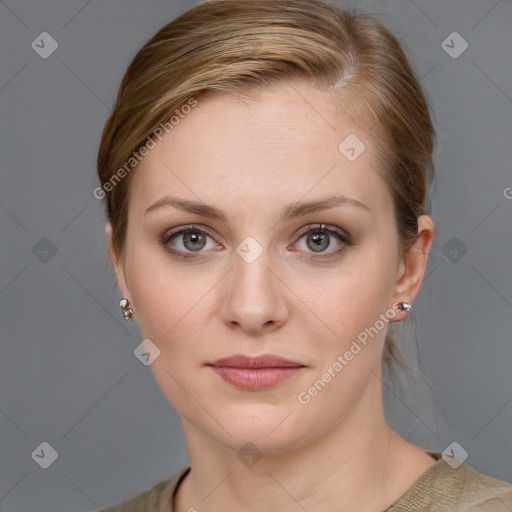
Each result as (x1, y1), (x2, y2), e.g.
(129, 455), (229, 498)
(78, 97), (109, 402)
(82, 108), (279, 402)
(209, 366), (305, 390)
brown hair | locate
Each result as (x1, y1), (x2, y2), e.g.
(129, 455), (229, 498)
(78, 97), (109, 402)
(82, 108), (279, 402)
(97, 0), (436, 383)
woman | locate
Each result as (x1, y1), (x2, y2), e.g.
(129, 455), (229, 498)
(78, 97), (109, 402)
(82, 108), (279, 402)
(95, 0), (512, 510)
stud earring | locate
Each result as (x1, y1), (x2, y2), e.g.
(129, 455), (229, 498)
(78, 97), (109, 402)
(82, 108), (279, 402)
(119, 298), (134, 321)
(397, 301), (412, 312)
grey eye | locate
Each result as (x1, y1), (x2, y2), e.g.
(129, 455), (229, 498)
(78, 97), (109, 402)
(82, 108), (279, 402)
(305, 231), (330, 252)
(181, 230), (208, 251)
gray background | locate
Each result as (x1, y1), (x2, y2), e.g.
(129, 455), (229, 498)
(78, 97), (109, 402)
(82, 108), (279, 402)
(1, 0), (511, 510)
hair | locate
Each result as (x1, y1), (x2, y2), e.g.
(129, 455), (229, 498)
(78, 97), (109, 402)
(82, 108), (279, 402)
(97, 0), (436, 385)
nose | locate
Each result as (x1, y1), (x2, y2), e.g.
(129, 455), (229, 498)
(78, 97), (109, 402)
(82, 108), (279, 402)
(220, 249), (289, 335)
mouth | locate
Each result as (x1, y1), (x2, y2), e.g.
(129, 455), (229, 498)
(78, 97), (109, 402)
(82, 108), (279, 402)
(206, 354), (306, 390)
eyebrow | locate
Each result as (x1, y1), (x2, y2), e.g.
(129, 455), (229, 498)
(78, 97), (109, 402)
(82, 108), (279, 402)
(144, 194), (371, 225)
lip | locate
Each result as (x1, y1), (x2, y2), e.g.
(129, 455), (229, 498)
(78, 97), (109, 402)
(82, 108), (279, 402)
(206, 354), (306, 390)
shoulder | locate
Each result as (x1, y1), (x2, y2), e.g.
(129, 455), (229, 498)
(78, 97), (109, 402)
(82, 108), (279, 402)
(100, 478), (172, 512)
(454, 462), (512, 511)
(99, 466), (191, 512)
(387, 452), (512, 511)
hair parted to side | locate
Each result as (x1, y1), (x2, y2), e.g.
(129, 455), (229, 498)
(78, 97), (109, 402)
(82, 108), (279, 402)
(97, 0), (436, 384)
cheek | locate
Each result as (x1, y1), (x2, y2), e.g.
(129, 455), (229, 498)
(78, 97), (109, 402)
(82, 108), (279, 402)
(128, 267), (213, 416)
(293, 257), (394, 345)
(135, 283), (209, 350)
(128, 263), (219, 369)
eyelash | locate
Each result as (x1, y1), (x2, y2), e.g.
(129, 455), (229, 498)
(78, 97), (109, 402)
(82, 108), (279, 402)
(159, 223), (351, 261)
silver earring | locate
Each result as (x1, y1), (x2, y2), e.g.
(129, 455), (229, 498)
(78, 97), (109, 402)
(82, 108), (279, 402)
(119, 298), (134, 321)
(398, 301), (412, 312)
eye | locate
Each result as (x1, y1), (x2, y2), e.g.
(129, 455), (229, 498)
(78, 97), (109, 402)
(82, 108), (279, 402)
(160, 225), (219, 260)
(160, 223), (351, 261)
(293, 224), (351, 260)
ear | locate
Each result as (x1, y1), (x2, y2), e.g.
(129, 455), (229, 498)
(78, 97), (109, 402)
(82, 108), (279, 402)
(390, 215), (435, 321)
(105, 222), (132, 305)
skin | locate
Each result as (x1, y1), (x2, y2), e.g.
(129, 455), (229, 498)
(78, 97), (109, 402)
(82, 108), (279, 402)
(106, 80), (436, 512)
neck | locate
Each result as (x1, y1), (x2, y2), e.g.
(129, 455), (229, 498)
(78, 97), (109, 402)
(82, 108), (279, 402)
(174, 377), (425, 512)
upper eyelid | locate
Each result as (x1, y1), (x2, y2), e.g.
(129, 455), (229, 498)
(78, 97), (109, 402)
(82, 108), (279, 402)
(296, 224), (347, 237)
(164, 224), (216, 241)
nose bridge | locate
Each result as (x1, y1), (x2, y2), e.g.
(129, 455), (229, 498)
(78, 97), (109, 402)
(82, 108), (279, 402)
(221, 236), (288, 333)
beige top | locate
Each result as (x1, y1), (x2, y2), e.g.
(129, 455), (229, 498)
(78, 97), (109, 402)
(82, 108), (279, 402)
(100, 451), (512, 511)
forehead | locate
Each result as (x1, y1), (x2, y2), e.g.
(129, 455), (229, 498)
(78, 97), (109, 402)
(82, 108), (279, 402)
(130, 83), (391, 218)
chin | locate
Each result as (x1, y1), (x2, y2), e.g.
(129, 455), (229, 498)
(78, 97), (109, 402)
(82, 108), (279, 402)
(209, 406), (311, 454)
(218, 429), (304, 456)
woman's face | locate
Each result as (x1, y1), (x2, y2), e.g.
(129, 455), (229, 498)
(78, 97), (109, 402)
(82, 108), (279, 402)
(107, 82), (431, 453)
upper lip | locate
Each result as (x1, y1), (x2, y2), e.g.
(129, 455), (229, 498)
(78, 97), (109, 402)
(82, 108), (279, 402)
(207, 354), (305, 368)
